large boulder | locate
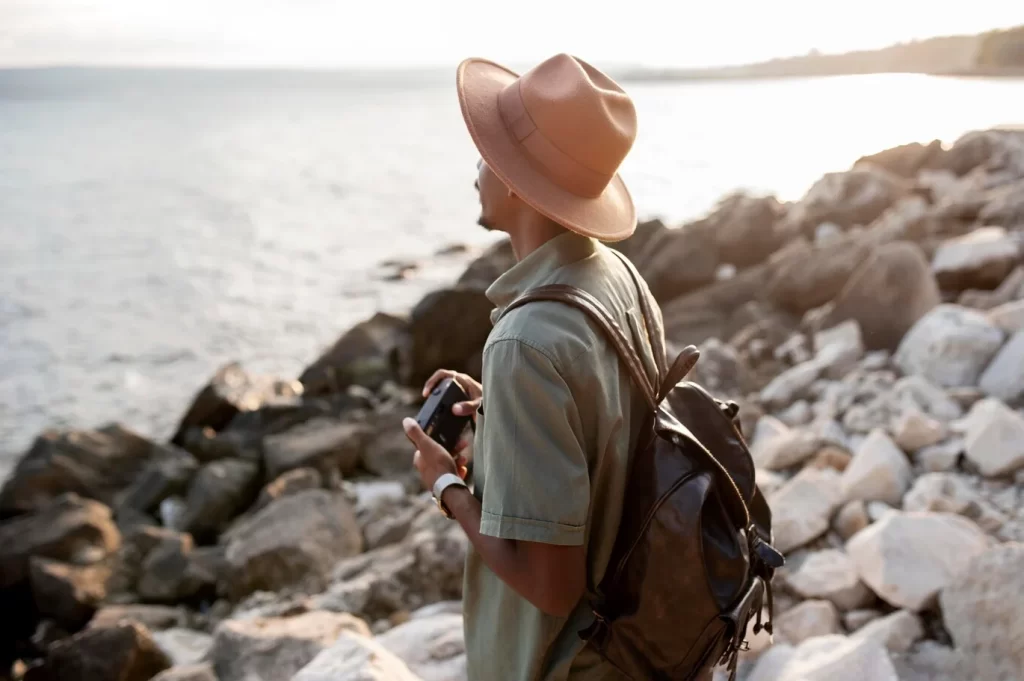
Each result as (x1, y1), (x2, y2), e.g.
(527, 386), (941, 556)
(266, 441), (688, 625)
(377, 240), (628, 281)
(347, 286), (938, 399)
(377, 608), (466, 681)
(979, 176), (1024, 226)
(894, 304), (1005, 387)
(31, 620), (171, 681)
(633, 222), (720, 303)
(292, 630), (423, 681)
(768, 467), (844, 553)
(961, 398), (1024, 477)
(223, 490), (363, 600)
(208, 611), (370, 681)
(698, 192), (785, 268)
(29, 557), (112, 630)
(262, 418), (372, 480)
(252, 467), (323, 513)
(0, 424), (158, 515)
(746, 634), (897, 681)
(940, 542), (1024, 681)
(178, 459), (260, 542)
(780, 165), (911, 237)
(298, 313), (409, 396)
(854, 140), (945, 178)
(113, 445), (198, 517)
(846, 511), (990, 610)
(978, 329), (1024, 402)
(406, 287), (493, 387)
(454, 238), (516, 289)
(931, 226), (1020, 292)
(938, 128), (1024, 177)
(823, 241), (941, 351)
(765, 234), (876, 315)
(849, 610), (924, 653)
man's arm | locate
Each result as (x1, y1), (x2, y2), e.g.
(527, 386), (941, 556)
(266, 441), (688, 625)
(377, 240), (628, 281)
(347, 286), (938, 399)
(443, 485), (585, 618)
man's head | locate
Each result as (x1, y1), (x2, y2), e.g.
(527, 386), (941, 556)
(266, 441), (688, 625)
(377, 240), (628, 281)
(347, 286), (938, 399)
(456, 54), (639, 243)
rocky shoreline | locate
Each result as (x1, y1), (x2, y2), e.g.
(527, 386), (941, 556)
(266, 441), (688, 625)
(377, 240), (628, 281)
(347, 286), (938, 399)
(2, 128), (1023, 681)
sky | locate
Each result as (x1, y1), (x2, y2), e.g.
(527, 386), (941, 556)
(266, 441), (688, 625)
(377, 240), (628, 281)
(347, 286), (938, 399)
(1, 0), (1023, 70)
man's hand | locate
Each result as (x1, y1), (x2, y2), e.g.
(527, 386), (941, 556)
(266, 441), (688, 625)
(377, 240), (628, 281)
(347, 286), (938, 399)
(423, 369), (482, 420)
(403, 418), (468, 492)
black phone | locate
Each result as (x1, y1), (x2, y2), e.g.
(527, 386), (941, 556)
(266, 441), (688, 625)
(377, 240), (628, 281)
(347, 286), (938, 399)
(415, 377), (472, 453)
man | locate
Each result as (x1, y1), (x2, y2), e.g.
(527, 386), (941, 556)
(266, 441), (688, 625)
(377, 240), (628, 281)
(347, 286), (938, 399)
(402, 53), (664, 680)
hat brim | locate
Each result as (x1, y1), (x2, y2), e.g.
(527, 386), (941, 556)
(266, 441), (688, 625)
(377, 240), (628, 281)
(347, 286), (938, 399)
(456, 58), (637, 242)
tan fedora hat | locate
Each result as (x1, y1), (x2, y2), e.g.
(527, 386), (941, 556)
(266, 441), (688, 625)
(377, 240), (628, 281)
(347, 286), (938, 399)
(456, 54), (638, 242)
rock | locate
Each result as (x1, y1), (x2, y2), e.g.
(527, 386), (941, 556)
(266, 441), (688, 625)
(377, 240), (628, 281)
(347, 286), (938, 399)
(377, 610), (466, 681)
(749, 418), (820, 470)
(209, 611), (370, 681)
(979, 329), (1024, 402)
(855, 140), (945, 177)
(360, 406), (420, 477)
(151, 664), (218, 681)
(846, 511), (990, 610)
(252, 467), (323, 513)
(813, 321), (864, 379)
(980, 175), (1024, 225)
(688, 338), (753, 397)
(782, 166), (911, 236)
(940, 542), (1024, 681)
(760, 361), (823, 409)
(776, 400), (812, 427)
(890, 408), (947, 452)
(932, 226), (1020, 292)
(151, 628), (213, 667)
(745, 643), (795, 681)
(0, 424), (157, 514)
(633, 222), (720, 303)
(840, 429), (912, 505)
(891, 641), (969, 681)
(866, 501), (896, 522)
(759, 634), (897, 681)
(0, 494), (121, 589)
(224, 490), (363, 600)
(902, 472), (981, 517)
(775, 600), (841, 645)
(263, 418), (372, 480)
(833, 500), (870, 540)
(849, 609), (923, 654)
(406, 287), (493, 387)
(960, 264), (1024, 310)
(988, 299), (1024, 336)
(939, 129), (1024, 177)
(823, 241), (940, 351)
(29, 557), (111, 630)
(699, 192), (785, 268)
(179, 459), (260, 542)
(768, 467), (844, 553)
(766, 233), (876, 315)
(292, 630), (422, 681)
(114, 445), (199, 516)
(894, 304), (1005, 387)
(786, 549), (872, 610)
(842, 609), (881, 631)
(807, 446), (852, 472)
(36, 620), (170, 681)
(962, 398), (1024, 477)
(136, 530), (197, 603)
(915, 439), (963, 472)
(892, 375), (963, 422)
(299, 313), (409, 396)
(172, 362), (302, 448)
(753, 469), (786, 498)
(89, 605), (187, 631)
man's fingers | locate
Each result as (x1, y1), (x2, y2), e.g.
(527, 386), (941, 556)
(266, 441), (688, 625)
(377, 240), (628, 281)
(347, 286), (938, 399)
(422, 369), (456, 397)
(452, 399), (481, 416)
(402, 418), (432, 449)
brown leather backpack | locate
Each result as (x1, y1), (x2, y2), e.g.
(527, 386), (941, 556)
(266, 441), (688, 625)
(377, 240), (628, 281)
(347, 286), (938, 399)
(499, 252), (784, 681)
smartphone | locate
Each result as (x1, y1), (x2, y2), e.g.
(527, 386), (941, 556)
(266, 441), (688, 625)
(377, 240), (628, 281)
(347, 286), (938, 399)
(415, 377), (472, 452)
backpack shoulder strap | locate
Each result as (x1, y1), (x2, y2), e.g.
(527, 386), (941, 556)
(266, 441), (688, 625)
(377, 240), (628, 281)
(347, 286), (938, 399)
(610, 249), (668, 380)
(498, 284), (658, 413)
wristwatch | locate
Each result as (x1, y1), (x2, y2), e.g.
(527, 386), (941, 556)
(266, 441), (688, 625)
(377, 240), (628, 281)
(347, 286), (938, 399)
(432, 473), (468, 519)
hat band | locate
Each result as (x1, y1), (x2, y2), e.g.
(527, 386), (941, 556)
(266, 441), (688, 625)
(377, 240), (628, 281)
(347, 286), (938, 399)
(497, 81), (611, 199)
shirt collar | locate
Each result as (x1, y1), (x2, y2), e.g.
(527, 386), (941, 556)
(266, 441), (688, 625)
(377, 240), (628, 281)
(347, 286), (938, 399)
(485, 231), (599, 323)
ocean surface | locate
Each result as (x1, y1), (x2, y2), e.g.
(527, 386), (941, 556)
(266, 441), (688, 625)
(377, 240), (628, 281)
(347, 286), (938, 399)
(1, 68), (1021, 477)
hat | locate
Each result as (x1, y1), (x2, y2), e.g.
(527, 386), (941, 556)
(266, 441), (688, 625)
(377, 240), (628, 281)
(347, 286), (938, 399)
(456, 54), (638, 242)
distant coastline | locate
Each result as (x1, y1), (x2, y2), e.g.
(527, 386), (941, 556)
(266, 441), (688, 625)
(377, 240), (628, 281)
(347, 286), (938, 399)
(620, 25), (1024, 82)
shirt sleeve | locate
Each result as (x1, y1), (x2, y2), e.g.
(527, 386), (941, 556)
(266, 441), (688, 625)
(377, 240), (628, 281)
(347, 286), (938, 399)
(475, 337), (590, 546)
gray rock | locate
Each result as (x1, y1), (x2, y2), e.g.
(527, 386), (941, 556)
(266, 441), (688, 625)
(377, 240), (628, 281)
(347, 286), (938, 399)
(840, 429), (912, 505)
(892, 375), (963, 422)
(814, 321), (864, 379)
(377, 610), (466, 681)
(252, 467), (323, 513)
(833, 500), (870, 540)
(932, 226), (1020, 292)
(842, 609), (881, 632)
(902, 472), (981, 516)
(979, 329), (1024, 402)
(263, 418), (372, 480)
(890, 641), (968, 681)
(179, 459), (260, 542)
(988, 299), (1024, 334)
(786, 549), (873, 610)
(210, 611), (371, 681)
(777, 400), (813, 427)
(38, 620), (171, 681)
(962, 398), (1024, 477)
(866, 501), (897, 522)
(760, 361), (824, 409)
(115, 445), (199, 516)
(151, 628), (213, 667)
(895, 304), (1006, 388)
(750, 634), (898, 681)
(846, 511), (990, 610)
(292, 630), (423, 681)
(769, 468), (844, 553)
(750, 418), (821, 470)
(151, 665), (218, 681)
(940, 542), (1024, 681)
(914, 438), (963, 472)
(774, 599), (841, 645)
(849, 609), (923, 653)
(137, 529), (194, 603)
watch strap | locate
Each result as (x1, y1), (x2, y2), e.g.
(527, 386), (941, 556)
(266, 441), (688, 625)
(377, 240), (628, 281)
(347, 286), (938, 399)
(432, 473), (468, 518)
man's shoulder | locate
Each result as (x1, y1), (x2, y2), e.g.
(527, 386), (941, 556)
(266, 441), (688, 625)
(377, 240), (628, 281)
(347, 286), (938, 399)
(486, 300), (599, 373)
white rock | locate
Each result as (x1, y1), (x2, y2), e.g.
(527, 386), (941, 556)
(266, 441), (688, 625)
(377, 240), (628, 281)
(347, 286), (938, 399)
(832, 500), (870, 540)
(842, 609), (881, 632)
(902, 472), (979, 515)
(786, 549), (872, 610)
(745, 643), (795, 681)
(754, 469), (786, 498)
(850, 609), (923, 653)
(292, 631), (423, 681)
(777, 400), (813, 427)
(774, 600), (841, 645)
(890, 408), (947, 452)
(932, 226), (1020, 291)
(893, 375), (963, 422)
(769, 467), (844, 553)
(814, 321), (864, 380)
(891, 641), (969, 681)
(962, 398), (1024, 477)
(352, 480), (407, 514)
(894, 304), (1005, 388)
(751, 422), (821, 470)
(152, 628), (214, 667)
(766, 634), (898, 681)
(840, 429), (912, 505)
(988, 299), (1024, 334)
(760, 361), (824, 409)
(846, 511), (990, 610)
(979, 329), (1024, 402)
(376, 612), (465, 681)
(914, 439), (963, 472)
(866, 501), (897, 522)
(940, 542), (1024, 681)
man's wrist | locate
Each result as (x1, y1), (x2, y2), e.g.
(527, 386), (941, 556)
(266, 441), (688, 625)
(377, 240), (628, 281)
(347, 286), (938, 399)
(432, 472), (468, 518)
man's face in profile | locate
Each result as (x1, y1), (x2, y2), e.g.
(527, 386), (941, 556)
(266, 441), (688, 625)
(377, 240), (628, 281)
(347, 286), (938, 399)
(475, 158), (506, 232)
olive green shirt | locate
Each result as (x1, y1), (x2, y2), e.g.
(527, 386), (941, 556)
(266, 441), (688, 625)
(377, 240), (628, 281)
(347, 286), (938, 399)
(463, 231), (663, 681)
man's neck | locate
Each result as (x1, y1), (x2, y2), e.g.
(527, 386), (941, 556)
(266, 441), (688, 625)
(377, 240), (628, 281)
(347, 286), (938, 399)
(507, 212), (570, 261)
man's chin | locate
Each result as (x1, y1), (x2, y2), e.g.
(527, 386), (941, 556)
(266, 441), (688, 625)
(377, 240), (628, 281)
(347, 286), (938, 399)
(477, 217), (495, 231)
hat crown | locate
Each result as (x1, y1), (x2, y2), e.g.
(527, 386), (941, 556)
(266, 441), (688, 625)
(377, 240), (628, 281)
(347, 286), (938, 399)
(500, 54), (636, 197)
